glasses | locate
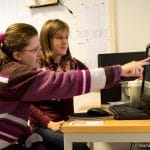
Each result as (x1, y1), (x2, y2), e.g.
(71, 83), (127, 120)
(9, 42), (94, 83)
(23, 46), (41, 53)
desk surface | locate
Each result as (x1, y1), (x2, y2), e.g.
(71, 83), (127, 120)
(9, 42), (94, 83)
(62, 118), (150, 133)
(62, 117), (150, 150)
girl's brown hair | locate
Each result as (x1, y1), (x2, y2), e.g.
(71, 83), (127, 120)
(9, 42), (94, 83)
(0, 23), (38, 65)
(40, 19), (72, 64)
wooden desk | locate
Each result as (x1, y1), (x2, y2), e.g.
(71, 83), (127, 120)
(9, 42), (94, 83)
(62, 118), (150, 150)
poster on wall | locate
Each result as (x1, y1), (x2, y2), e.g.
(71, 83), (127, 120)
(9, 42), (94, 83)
(76, 0), (109, 68)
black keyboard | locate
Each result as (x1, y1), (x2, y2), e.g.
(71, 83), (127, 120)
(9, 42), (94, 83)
(109, 104), (150, 120)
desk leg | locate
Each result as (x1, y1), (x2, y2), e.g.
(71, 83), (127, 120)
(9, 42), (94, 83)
(89, 142), (94, 150)
(64, 133), (73, 150)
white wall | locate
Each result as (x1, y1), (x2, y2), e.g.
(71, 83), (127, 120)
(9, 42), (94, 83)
(115, 0), (150, 52)
(0, 0), (109, 68)
(1, 0), (149, 61)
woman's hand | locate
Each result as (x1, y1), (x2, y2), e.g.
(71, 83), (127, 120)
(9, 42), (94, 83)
(121, 57), (150, 77)
(47, 120), (64, 131)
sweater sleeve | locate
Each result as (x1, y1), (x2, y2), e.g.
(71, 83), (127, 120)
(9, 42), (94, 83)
(22, 65), (121, 100)
(0, 62), (121, 102)
(89, 65), (121, 92)
(104, 65), (121, 88)
(29, 105), (50, 128)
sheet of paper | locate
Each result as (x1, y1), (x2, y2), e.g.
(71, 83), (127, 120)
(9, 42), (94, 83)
(69, 120), (104, 126)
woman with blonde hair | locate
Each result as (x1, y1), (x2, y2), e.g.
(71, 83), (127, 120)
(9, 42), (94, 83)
(30, 19), (89, 150)
(29, 19), (150, 150)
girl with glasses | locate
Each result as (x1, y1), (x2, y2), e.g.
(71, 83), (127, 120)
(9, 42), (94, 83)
(0, 22), (149, 150)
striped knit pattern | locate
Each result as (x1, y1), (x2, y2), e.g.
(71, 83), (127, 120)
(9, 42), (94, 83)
(0, 62), (121, 149)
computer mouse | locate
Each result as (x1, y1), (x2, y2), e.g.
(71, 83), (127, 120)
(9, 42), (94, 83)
(87, 107), (110, 117)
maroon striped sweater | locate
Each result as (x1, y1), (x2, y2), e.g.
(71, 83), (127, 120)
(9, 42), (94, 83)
(0, 61), (121, 149)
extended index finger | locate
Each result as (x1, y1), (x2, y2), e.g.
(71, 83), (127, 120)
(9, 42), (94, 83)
(138, 57), (150, 66)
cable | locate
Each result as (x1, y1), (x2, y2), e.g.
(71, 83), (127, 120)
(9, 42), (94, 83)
(58, 0), (74, 15)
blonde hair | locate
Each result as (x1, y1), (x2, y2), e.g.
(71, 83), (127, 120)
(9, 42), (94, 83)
(40, 19), (71, 64)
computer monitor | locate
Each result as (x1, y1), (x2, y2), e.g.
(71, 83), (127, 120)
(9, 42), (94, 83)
(98, 51), (146, 104)
(141, 46), (150, 108)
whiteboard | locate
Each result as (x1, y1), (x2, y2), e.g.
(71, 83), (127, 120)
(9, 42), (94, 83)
(0, 0), (109, 68)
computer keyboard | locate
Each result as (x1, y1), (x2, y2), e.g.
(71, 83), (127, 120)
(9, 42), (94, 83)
(109, 104), (150, 120)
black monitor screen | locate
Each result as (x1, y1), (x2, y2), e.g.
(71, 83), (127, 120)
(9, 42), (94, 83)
(98, 51), (146, 104)
(141, 47), (150, 105)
